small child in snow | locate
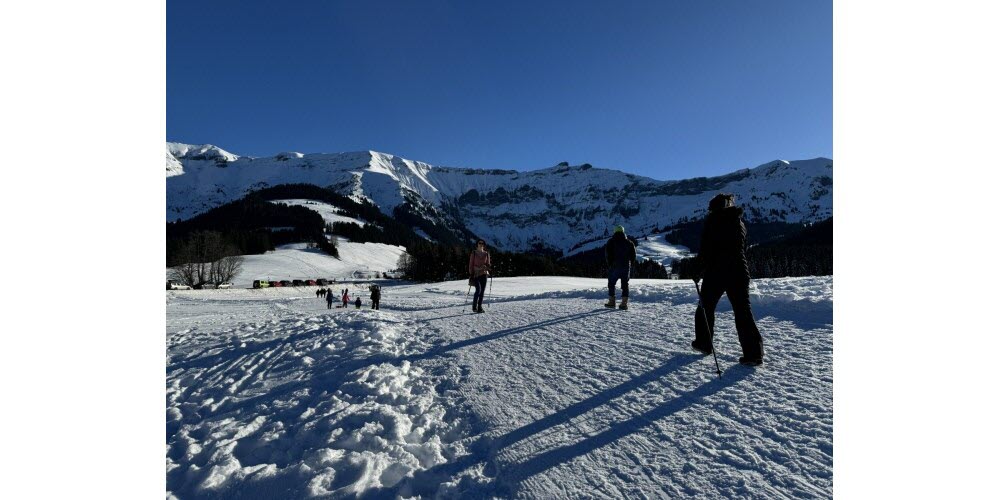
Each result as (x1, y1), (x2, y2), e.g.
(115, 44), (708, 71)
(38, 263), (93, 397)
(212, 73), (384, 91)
(355, 297), (362, 309)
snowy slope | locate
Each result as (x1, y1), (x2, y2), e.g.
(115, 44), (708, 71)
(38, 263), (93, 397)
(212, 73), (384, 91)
(565, 232), (692, 268)
(636, 233), (693, 267)
(167, 276), (832, 498)
(167, 141), (832, 254)
(268, 199), (367, 227)
(166, 242), (406, 287)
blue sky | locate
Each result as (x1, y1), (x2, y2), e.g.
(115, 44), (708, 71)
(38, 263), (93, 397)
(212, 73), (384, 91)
(168, 0), (831, 180)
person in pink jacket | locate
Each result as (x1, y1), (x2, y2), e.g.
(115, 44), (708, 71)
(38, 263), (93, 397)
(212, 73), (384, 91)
(468, 239), (492, 313)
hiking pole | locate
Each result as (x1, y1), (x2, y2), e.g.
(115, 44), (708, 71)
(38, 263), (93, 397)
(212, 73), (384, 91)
(463, 283), (472, 312)
(693, 279), (722, 379)
(487, 274), (493, 309)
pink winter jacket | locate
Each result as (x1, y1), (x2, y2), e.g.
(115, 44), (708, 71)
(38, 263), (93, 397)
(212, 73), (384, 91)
(468, 250), (491, 277)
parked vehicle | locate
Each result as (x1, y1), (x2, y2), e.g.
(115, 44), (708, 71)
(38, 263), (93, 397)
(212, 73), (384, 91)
(166, 280), (191, 290)
(280, 280), (292, 287)
(292, 279), (305, 287)
(253, 280), (270, 289)
(316, 279), (328, 286)
(271, 281), (282, 287)
(306, 280), (317, 286)
(216, 282), (233, 289)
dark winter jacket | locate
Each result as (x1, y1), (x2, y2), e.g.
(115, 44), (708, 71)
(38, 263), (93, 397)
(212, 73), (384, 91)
(371, 287), (381, 301)
(696, 206), (750, 279)
(605, 232), (637, 271)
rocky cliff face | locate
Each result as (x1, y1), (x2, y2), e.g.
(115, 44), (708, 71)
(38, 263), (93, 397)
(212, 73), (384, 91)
(167, 142), (832, 253)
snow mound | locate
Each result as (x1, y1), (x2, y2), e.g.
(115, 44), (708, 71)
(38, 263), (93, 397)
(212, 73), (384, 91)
(166, 310), (472, 498)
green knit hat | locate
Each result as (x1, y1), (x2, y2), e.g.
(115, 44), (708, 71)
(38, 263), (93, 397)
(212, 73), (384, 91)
(613, 225), (625, 234)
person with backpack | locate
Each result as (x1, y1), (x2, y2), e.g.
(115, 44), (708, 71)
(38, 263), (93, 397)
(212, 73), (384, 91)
(370, 284), (381, 310)
(604, 225), (637, 310)
(325, 288), (334, 309)
(691, 193), (764, 366)
(468, 239), (492, 313)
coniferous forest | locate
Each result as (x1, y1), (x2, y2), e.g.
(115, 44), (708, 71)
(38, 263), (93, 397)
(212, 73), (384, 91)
(168, 184), (828, 282)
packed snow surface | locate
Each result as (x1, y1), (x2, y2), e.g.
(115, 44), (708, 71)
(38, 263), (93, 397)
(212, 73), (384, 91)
(167, 276), (832, 498)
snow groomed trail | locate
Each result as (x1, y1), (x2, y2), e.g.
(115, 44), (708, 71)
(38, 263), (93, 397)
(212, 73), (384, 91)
(166, 277), (832, 498)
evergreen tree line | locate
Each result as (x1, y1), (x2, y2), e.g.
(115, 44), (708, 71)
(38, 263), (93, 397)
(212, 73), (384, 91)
(661, 219), (812, 251)
(166, 194), (336, 266)
(254, 184), (463, 249)
(671, 218), (833, 279)
(399, 237), (671, 282)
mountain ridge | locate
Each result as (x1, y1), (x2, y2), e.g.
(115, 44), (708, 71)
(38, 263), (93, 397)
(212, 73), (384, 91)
(167, 142), (832, 253)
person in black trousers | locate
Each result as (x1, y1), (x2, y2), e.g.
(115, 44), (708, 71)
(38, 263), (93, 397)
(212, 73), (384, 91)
(604, 225), (636, 310)
(692, 193), (764, 366)
(468, 239), (491, 313)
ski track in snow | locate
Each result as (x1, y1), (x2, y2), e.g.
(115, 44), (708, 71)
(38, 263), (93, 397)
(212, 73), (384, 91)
(167, 277), (832, 498)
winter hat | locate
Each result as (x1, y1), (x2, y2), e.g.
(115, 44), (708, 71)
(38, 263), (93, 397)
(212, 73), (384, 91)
(613, 225), (625, 234)
(708, 193), (735, 212)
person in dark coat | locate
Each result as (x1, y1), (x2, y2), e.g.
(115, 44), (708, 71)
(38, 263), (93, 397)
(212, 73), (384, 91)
(355, 296), (362, 309)
(370, 285), (381, 310)
(692, 193), (764, 366)
(604, 225), (637, 310)
(325, 288), (334, 309)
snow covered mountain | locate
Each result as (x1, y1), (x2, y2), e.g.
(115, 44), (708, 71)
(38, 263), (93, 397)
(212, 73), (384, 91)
(167, 142), (832, 253)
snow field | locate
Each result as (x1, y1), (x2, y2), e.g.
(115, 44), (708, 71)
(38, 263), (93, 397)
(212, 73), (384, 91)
(166, 308), (474, 498)
(168, 276), (832, 498)
(269, 199), (368, 226)
(169, 242), (407, 287)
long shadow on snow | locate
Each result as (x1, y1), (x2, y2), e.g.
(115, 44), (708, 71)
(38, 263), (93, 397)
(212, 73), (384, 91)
(364, 353), (731, 499)
(401, 309), (613, 361)
(173, 310), (613, 429)
(496, 365), (754, 493)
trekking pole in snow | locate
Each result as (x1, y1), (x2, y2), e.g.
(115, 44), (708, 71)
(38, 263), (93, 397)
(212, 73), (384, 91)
(463, 283), (472, 312)
(694, 279), (722, 379)
(487, 274), (493, 309)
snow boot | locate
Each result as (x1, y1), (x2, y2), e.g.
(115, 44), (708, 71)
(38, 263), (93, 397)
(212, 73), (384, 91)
(604, 296), (616, 308)
(691, 340), (713, 355)
(618, 297), (629, 310)
(739, 356), (763, 366)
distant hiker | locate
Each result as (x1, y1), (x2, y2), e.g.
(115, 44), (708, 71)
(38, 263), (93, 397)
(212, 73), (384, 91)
(355, 297), (362, 309)
(325, 289), (334, 309)
(468, 239), (492, 313)
(370, 284), (381, 310)
(315, 288), (323, 298)
(342, 290), (349, 308)
(691, 193), (764, 366)
(605, 225), (637, 310)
